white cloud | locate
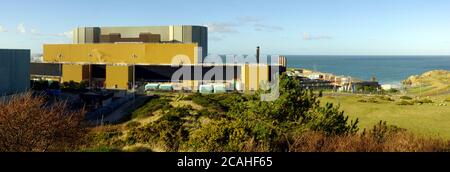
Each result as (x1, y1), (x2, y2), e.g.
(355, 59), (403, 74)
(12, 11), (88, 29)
(254, 24), (284, 32)
(236, 16), (263, 23)
(206, 22), (239, 33)
(0, 26), (6, 32)
(17, 23), (26, 33)
(303, 32), (333, 41)
(57, 30), (73, 38)
(29, 28), (73, 39)
(209, 36), (224, 42)
(206, 16), (283, 34)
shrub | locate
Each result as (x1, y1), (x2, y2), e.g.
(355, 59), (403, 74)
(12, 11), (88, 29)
(131, 97), (171, 119)
(125, 121), (141, 129)
(61, 81), (88, 92)
(396, 100), (414, 105)
(31, 80), (50, 91)
(187, 74), (359, 152)
(185, 93), (244, 112)
(358, 98), (379, 103)
(413, 99), (433, 104)
(81, 146), (122, 152)
(0, 92), (86, 152)
(288, 131), (448, 152)
(48, 81), (60, 89)
(126, 146), (153, 152)
(288, 121), (448, 152)
(87, 125), (124, 147)
(387, 88), (400, 94)
(308, 103), (359, 135)
(126, 107), (192, 151)
(368, 121), (406, 143)
(377, 96), (395, 102)
(400, 96), (413, 100)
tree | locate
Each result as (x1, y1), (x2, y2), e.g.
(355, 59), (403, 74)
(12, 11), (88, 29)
(0, 92), (86, 152)
(188, 74), (359, 152)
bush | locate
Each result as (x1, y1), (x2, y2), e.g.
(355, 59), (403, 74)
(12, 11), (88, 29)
(358, 98), (379, 103)
(0, 92), (86, 152)
(308, 103), (359, 135)
(126, 146), (153, 152)
(61, 81), (88, 92)
(126, 107), (192, 151)
(400, 96), (413, 100)
(126, 121), (141, 129)
(396, 100), (414, 105)
(185, 92), (245, 112)
(288, 131), (448, 152)
(377, 96), (395, 102)
(187, 74), (359, 152)
(368, 121), (406, 143)
(31, 80), (50, 91)
(88, 125), (124, 147)
(287, 121), (449, 152)
(49, 81), (61, 89)
(131, 97), (171, 119)
(445, 97), (450, 102)
(387, 88), (400, 94)
(81, 146), (122, 152)
(413, 99), (433, 104)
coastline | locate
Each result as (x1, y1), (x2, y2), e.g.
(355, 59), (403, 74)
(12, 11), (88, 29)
(289, 67), (450, 90)
(285, 55), (450, 86)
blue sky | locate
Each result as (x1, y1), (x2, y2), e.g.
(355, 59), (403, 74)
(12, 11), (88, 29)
(0, 0), (449, 55)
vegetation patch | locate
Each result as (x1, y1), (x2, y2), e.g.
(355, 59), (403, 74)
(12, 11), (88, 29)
(396, 100), (414, 106)
(82, 74), (450, 152)
(131, 97), (172, 119)
(377, 96), (395, 102)
(445, 97), (450, 102)
(400, 96), (413, 100)
(412, 99), (433, 104)
(358, 98), (380, 103)
(125, 121), (141, 129)
(184, 92), (245, 112)
(386, 88), (400, 94)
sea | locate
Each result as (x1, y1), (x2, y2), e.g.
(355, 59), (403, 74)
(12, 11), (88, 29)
(285, 56), (450, 85)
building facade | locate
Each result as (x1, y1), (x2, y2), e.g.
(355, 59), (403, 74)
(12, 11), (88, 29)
(30, 25), (286, 92)
(0, 49), (30, 95)
(73, 26), (208, 58)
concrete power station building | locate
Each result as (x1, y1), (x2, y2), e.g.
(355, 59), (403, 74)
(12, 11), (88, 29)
(30, 25), (286, 92)
(0, 49), (30, 95)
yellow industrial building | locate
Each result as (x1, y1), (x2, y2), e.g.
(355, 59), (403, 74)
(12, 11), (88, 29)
(31, 25), (286, 92)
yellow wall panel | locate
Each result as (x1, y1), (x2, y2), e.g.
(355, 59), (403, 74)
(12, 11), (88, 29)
(241, 64), (270, 91)
(44, 43), (197, 65)
(105, 66), (131, 89)
(62, 64), (87, 83)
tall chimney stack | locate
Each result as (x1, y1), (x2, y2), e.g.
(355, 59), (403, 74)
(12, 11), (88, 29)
(256, 46), (260, 64)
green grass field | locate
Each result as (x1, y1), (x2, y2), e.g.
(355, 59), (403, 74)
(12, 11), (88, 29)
(321, 94), (450, 139)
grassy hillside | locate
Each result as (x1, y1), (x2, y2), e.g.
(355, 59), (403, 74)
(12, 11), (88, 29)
(403, 70), (450, 96)
(320, 70), (450, 139)
(321, 94), (450, 139)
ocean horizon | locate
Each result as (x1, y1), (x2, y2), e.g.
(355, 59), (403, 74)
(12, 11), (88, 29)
(285, 55), (450, 85)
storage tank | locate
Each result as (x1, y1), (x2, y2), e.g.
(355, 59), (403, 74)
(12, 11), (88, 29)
(199, 84), (213, 94)
(213, 84), (227, 93)
(159, 84), (173, 91)
(145, 83), (160, 91)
